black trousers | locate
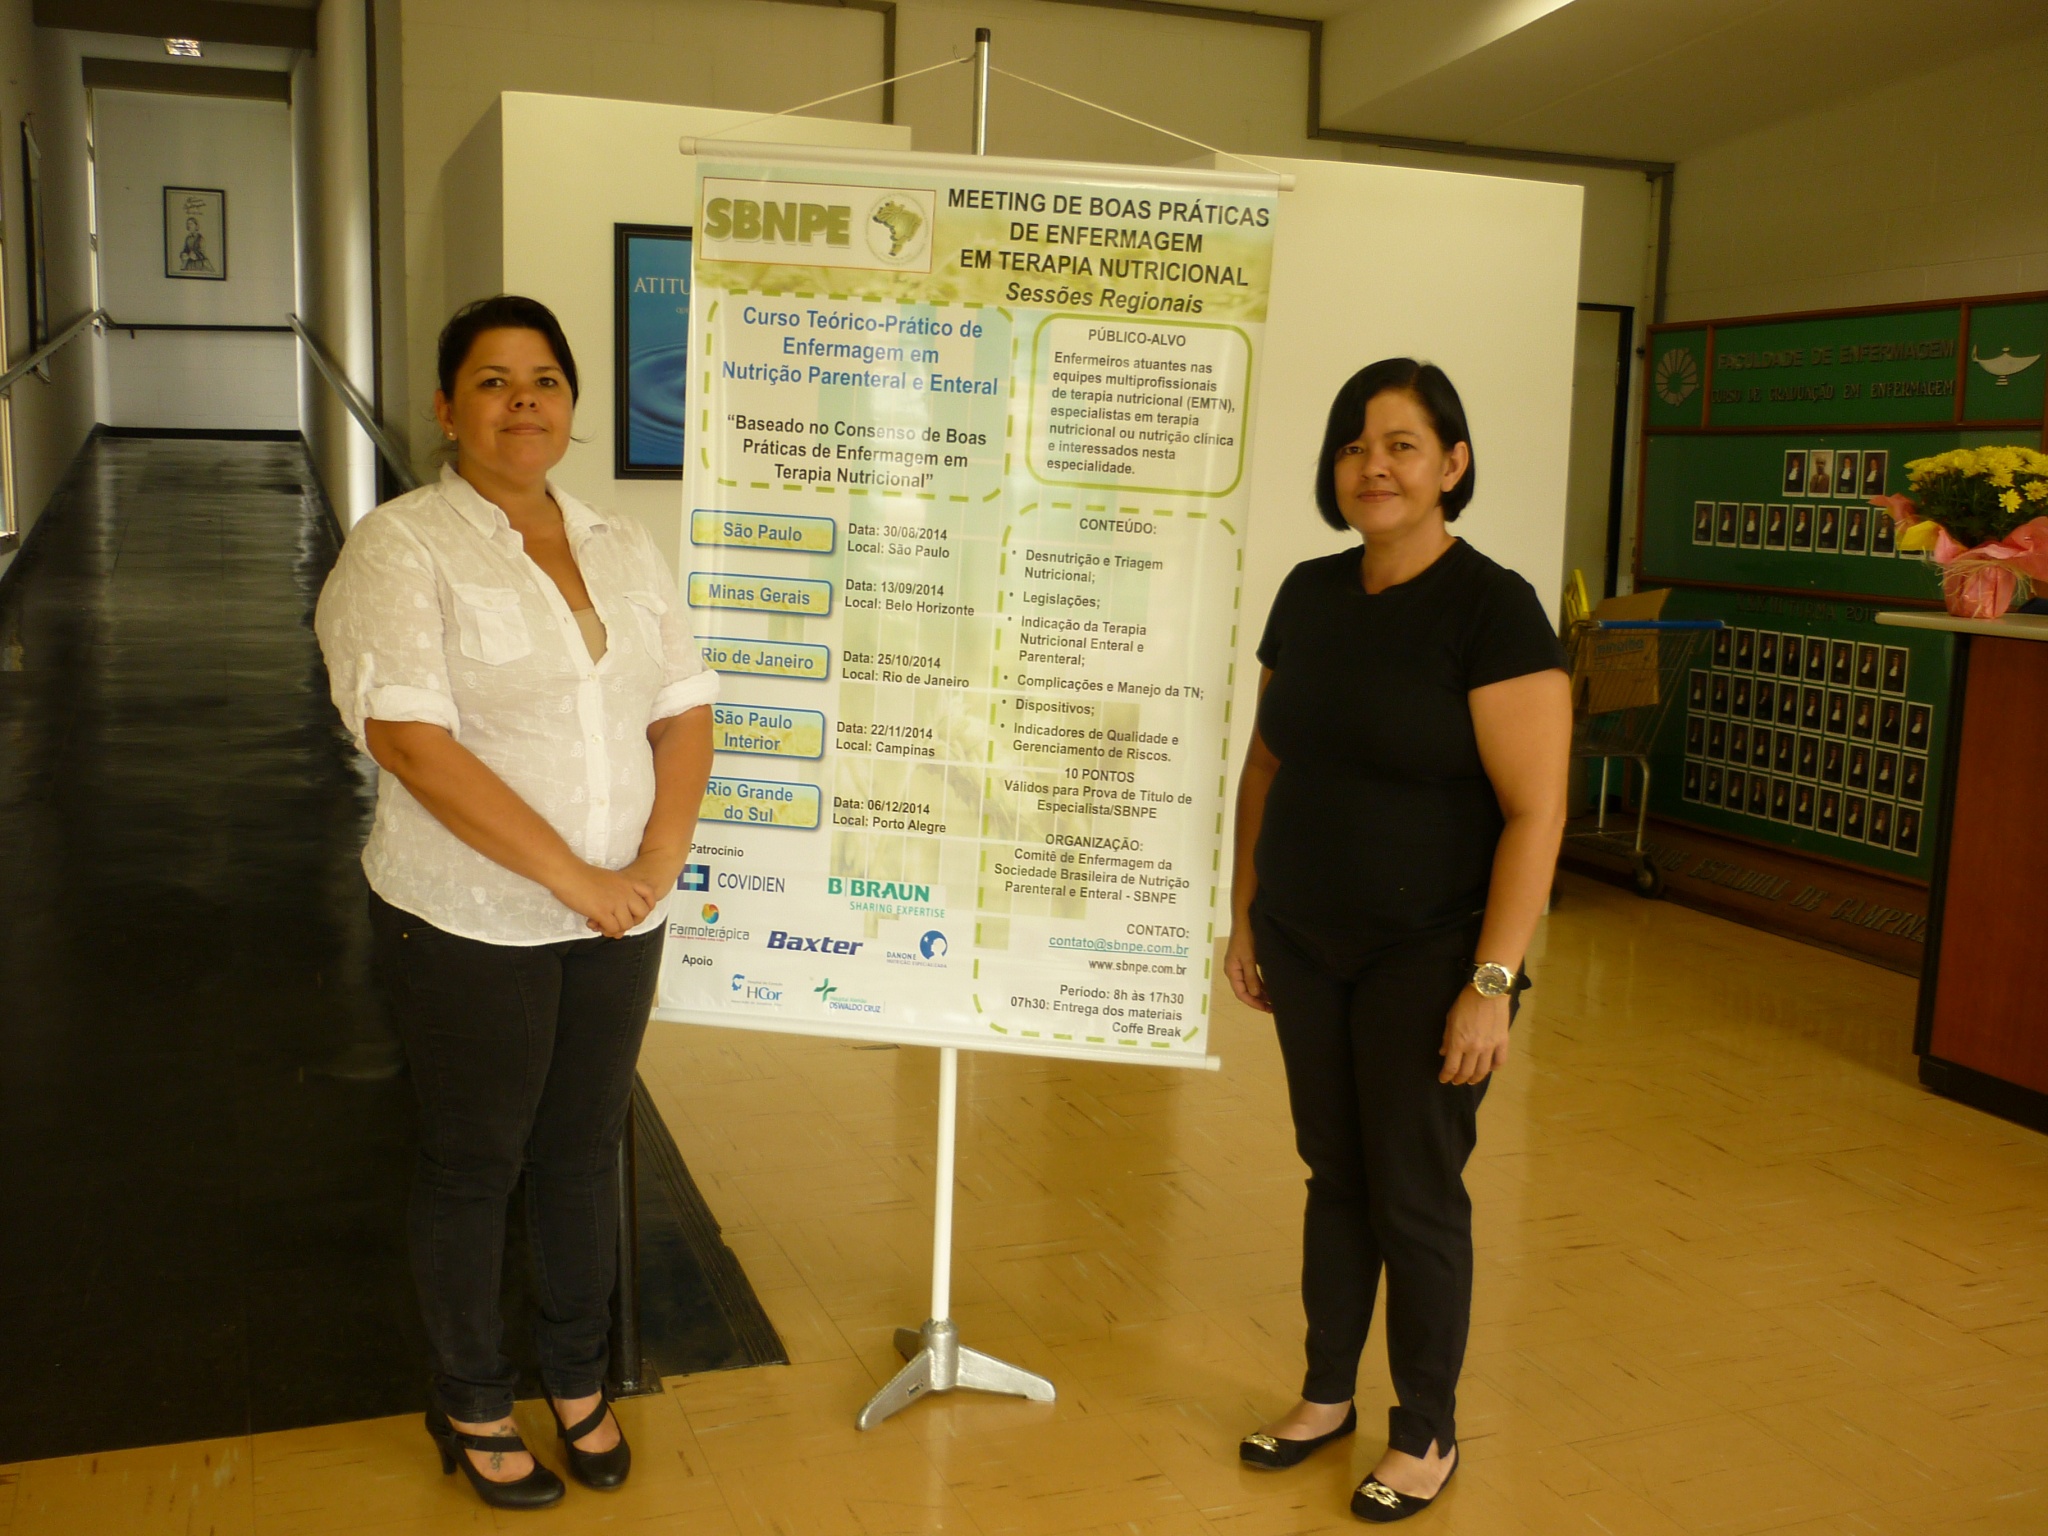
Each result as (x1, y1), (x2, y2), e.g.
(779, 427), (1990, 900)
(1254, 906), (1503, 1459)
(369, 892), (663, 1423)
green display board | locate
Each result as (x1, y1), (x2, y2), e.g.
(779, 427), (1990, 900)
(1646, 588), (1951, 882)
(1638, 289), (2042, 883)
(1640, 428), (2012, 599)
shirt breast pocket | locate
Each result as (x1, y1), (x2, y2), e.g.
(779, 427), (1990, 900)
(450, 583), (533, 665)
(621, 589), (667, 658)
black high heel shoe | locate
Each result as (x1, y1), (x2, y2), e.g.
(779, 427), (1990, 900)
(1351, 1444), (1458, 1523)
(550, 1393), (631, 1490)
(1239, 1403), (1358, 1469)
(425, 1406), (565, 1510)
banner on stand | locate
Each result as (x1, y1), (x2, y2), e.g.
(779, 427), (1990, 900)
(654, 147), (1278, 1066)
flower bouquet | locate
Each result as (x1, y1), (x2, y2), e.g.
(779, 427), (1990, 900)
(1871, 446), (2048, 619)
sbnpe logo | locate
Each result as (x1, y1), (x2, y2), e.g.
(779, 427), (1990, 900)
(699, 179), (937, 275)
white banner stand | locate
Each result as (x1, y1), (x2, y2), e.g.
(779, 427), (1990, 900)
(857, 1043), (1055, 1427)
(856, 33), (1054, 1430)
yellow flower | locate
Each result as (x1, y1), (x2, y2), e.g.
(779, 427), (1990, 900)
(1898, 520), (1942, 550)
(2026, 480), (2048, 503)
(2001, 487), (2023, 512)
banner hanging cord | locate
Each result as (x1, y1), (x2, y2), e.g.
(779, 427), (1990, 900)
(985, 64), (1284, 179)
(685, 55), (1284, 184)
(690, 55), (970, 145)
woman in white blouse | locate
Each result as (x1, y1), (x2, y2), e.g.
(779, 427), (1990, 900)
(315, 295), (717, 1510)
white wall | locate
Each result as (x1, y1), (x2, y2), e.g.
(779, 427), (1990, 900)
(1224, 155), (1583, 894)
(1666, 26), (2048, 321)
(393, 1), (1656, 468)
(0, 10), (98, 584)
(441, 93), (909, 572)
(92, 89), (296, 430)
(293, 0), (379, 526)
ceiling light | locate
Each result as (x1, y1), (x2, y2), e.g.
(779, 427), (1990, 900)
(164, 38), (202, 57)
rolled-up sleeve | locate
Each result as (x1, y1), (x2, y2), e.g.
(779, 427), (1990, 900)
(638, 530), (721, 724)
(313, 512), (463, 752)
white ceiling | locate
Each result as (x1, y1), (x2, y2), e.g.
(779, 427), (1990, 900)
(1317, 0), (2048, 162)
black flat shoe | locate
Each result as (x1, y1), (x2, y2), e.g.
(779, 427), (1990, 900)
(1351, 1445), (1458, 1523)
(1239, 1403), (1358, 1469)
(425, 1407), (565, 1510)
(551, 1394), (631, 1490)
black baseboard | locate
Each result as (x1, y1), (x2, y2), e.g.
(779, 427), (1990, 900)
(100, 426), (301, 441)
(1919, 1055), (2048, 1135)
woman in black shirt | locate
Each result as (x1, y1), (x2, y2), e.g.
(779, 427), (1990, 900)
(1226, 360), (1569, 1521)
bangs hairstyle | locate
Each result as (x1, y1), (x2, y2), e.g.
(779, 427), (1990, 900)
(436, 294), (580, 403)
(1313, 358), (1475, 528)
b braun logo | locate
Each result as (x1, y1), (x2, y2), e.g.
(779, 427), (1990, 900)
(699, 179), (936, 275)
(767, 929), (863, 956)
(828, 877), (933, 902)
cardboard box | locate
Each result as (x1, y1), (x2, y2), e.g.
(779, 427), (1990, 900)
(1572, 588), (1670, 716)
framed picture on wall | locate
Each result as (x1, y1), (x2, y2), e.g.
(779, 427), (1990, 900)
(164, 187), (226, 280)
(614, 223), (693, 479)
(20, 119), (49, 356)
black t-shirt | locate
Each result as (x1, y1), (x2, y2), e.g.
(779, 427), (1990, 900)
(1253, 539), (1564, 952)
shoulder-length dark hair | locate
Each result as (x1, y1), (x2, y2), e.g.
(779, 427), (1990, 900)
(1313, 358), (1474, 529)
(436, 294), (580, 403)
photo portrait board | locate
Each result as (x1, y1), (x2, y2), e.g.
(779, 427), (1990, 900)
(1629, 290), (2048, 902)
(653, 144), (1279, 1067)
(614, 223), (691, 477)
(164, 186), (226, 280)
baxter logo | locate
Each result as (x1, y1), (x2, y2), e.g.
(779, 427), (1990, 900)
(767, 929), (863, 956)
(828, 877), (933, 902)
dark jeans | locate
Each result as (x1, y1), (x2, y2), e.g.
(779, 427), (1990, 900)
(1254, 906), (1507, 1460)
(369, 891), (663, 1423)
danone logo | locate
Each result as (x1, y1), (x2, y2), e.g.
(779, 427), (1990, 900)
(699, 178), (937, 275)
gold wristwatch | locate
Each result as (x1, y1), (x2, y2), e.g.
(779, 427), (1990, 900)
(1469, 962), (1515, 999)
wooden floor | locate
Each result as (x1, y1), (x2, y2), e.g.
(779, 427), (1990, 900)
(6, 873), (2045, 1535)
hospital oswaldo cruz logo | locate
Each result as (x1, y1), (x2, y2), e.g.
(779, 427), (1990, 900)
(698, 177), (936, 275)
(814, 978), (883, 1016)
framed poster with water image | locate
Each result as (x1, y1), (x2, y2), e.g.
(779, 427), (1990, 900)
(614, 223), (692, 478)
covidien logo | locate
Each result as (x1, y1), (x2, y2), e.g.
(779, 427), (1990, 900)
(678, 864), (710, 892)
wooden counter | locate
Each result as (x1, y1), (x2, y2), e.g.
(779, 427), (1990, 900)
(1877, 609), (2048, 1130)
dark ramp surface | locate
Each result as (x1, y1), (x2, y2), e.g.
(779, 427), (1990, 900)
(0, 436), (778, 1465)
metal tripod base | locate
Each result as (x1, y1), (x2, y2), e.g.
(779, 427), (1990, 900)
(855, 1318), (1056, 1429)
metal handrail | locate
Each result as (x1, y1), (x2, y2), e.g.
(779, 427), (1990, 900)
(289, 312), (417, 492)
(0, 308), (108, 396)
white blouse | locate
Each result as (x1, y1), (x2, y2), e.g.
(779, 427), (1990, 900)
(315, 466), (720, 944)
